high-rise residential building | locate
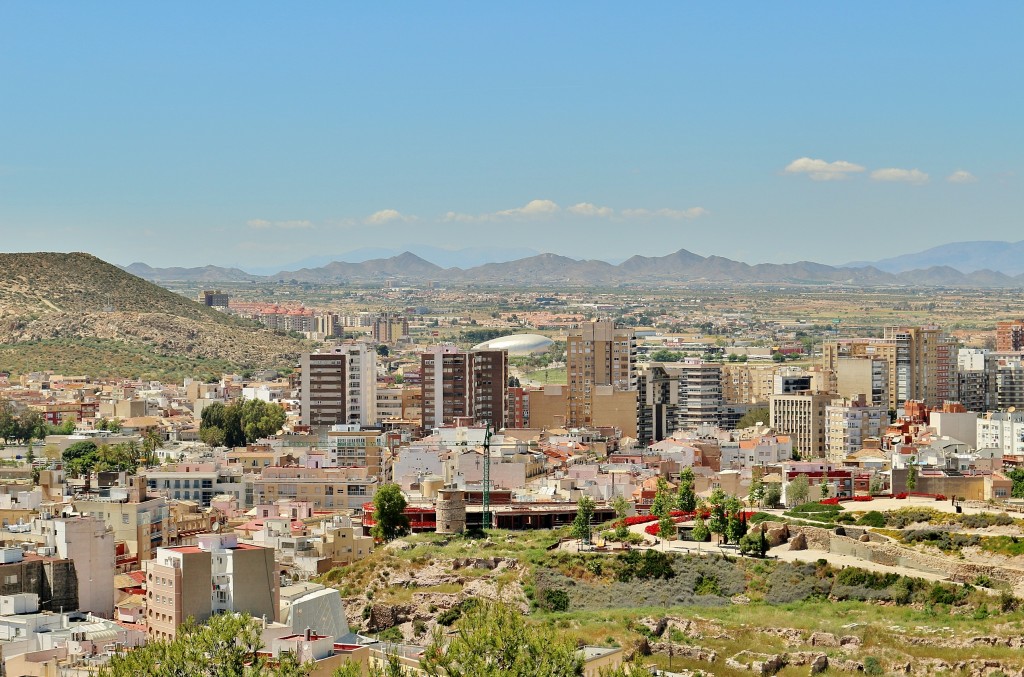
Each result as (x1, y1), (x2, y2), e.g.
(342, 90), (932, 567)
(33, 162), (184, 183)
(636, 361), (722, 444)
(721, 364), (833, 404)
(566, 320), (636, 428)
(996, 320), (1024, 352)
(373, 312), (409, 343)
(957, 348), (989, 411)
(146, 533), (278, 642)
(984, 352), (1024, 411)
(299, 343), (378, 427)
(823, 325), (956, 411)
(825, 394), (885, 460)
(769, 391), (833, 458)
(420, 346), (507, 430)
(833, 356), (889, 408)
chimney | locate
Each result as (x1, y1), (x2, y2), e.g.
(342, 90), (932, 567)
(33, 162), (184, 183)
(304, 627), (312, 641)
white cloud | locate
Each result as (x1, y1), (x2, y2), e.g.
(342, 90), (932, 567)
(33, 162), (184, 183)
(869, 168), (929, 184)
(495, 199), (561, 218)
(946, 169), (978, 184)
(365, 209), (414, 225)
(442, 211), (478, 223)
(567, 202), (614, 217)
(247, 219), (313, 230)
(443, 199), (707, 223)
(620, 207), (708, 220)
(784, 157), (866, 181)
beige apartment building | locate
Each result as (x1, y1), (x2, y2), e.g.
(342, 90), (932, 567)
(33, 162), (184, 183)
(769, 391), (833, 458)
(566, 320), (636, 429)
(824, 325), (956, 411)
(253, 466), (378, 510)
(825, 394), (886, 461)
(146, 533), (278, 642)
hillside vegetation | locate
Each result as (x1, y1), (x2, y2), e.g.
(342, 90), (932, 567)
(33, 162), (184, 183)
(0, 252), (308, 379)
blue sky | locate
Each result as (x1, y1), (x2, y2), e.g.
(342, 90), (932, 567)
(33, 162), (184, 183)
(1, 3), (1021, 269)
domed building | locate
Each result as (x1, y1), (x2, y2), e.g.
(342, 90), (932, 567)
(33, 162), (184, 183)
(471, 333), (553, 356)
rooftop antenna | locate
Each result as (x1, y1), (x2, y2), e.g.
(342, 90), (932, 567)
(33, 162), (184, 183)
(482, 421), (492, 531)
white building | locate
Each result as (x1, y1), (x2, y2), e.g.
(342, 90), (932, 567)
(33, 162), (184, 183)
(825, 395), (885, 460)
(977, 411), (1024, 458)
(300, 343), (378, 427)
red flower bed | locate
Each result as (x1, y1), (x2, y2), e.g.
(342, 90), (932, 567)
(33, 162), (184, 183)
(819, 498), (840, 505)
(623, 515), (659, 526)
(895, 492), (908, 499)
(934, 494), (947, 501)
(852, 495), (873, 502)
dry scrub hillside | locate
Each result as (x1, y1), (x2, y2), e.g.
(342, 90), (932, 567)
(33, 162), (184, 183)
(0, 252), (308, 377)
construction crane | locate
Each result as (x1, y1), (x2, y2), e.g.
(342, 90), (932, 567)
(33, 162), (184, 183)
(482, 421), (492, 531)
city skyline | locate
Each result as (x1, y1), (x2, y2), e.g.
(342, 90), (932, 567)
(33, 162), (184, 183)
(2, 4), (1021, 268)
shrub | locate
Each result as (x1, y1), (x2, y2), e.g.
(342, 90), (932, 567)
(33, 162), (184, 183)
(436, 607), (462, 626)
(972, 574), (993, 588)
(863, 656), (883, 675)
(412, 619), (427, 636)
(857, 511), (886, 528)
(693, 574), (722, 597)
(999, 591), (1019, 613)
(928, 582), (964, 606)
(540, 588), (571, 612)
(378, 626), (403, 643)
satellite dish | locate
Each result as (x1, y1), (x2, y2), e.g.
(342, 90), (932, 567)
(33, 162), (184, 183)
(212, 522), (222, 533)
(1010, 407), (1017, 413)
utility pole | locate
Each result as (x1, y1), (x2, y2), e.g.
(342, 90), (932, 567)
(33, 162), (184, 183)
(482, 421), (492, 531)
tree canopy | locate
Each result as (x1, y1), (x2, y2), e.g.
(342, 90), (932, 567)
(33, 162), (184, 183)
(200, 399), (286, 448)
(99, 613), (310, 677)
(571, 495), (595, 544)
(371, 483), (410, 542)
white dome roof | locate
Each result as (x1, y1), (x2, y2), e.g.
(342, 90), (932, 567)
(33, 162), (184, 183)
(472, 333), (554, 356)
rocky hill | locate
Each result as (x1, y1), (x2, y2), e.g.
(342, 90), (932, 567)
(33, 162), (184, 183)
(0, 252), (307, 378)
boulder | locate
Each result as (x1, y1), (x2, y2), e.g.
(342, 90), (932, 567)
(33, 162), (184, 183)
(766, 526), (790, 547)
(859, 533), (871, 542)
(789, 533), (808, 551)
(809, 654), (828, 675)
(809, 631), (838, 647)
(839, 635), (862, 649)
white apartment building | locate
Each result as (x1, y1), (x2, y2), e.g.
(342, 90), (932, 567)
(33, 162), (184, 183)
(143, 462), (245, 507)
(825, 395), (885, 460)
(977, 411), (1024, 458)
(300, 343), (378, 427)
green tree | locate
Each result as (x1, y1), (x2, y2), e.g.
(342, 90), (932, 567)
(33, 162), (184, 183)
(107, 418), (123, 433)
(371, 483), (410, 542)
(764, 483), (782, 508)
(239, 399), (286, 444)
(771, 351), (785, 363)
(99, 612), (311, 677)
(649, 477), (672, 518)
(906, 457), (918, 491)
(691, 515), (710, 543)
(0, 400), (17, 443)
(676, 467), (697, 512)
(747, 477), (765, 508)
(657, 513), (675, 548)
(571, 495), (595, 544)
(869, 473), (884, 495)
(1008, 467), (1024, 499)
(419, 600), (584, 677)
(735, 408), (770, 430)
(725, 496), (746, 544)
(610, 494), (630, 519)
(787, 474), (810, 506)
(62, 440), (98, 478)
(707, 488), (728, 544)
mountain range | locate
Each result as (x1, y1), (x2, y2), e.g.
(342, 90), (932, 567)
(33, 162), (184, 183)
(122, 242), (1024, 287)
(845, 240), (1024, 276)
